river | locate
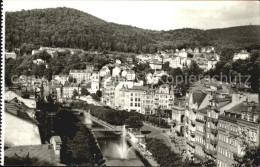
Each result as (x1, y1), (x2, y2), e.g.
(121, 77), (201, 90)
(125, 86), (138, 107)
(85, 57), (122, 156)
(87, 122), (145, 166)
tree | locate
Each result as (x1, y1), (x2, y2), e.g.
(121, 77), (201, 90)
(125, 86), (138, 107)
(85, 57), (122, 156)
(54, 109), (79, 138)
(91, 93), (100, 101)
(96, 90), (102, 98)
(81, 88), (90, 96)
(4, 153), (54, 166)
(72, 89), (79, 99)
(125, 116), (143, 130)
(234, 146), (260, 167)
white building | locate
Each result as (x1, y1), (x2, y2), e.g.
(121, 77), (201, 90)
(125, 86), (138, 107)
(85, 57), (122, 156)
(115, 59), (122, 65)
(169, 56), (192, 69)
(149, 59), (163, 70)
(5, 52), (17, 59)
(53, 75), (69, 85)
(112, 66), (121, 77)
(33, 59), (46, 65)
(233, 50), (250, 61)
(126, 70), (136, 81)
(99, 66), (111, 77)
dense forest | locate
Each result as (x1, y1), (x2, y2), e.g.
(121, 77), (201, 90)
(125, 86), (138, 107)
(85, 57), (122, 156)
(5, 7), (260, 54)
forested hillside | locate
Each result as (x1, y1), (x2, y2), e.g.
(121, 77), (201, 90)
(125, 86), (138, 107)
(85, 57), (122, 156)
(6, 7), (260, 54)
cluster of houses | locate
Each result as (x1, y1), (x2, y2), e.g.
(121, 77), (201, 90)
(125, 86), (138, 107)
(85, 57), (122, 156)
(170, 79), (260, 166)
(137, 47), (220, 71)
(31, 46), (84, 57)
(5, 46), (257, 166)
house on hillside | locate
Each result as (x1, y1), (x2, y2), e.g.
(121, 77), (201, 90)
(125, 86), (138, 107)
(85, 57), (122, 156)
(233, 50), (250, 61)
(5, 52), (17, 59)
(149, 59), (163, 70)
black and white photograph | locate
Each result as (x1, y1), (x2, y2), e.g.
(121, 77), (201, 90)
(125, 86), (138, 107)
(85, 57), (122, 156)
(2, 0), (260, 166)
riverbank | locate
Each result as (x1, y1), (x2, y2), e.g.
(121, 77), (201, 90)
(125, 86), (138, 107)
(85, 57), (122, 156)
(84, 113), (158, 166)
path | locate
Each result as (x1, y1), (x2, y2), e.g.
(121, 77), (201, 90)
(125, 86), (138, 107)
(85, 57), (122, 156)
(142, 122), (186, 156)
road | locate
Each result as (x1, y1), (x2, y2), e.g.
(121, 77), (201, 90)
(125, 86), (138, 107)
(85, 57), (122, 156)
(142, 122), (184, 155)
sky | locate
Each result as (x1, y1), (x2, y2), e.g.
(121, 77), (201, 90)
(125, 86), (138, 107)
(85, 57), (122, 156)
(4, 0), (260, 31)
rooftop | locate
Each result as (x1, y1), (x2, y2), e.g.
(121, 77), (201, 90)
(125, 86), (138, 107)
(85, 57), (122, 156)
(5, 101), (38, 125)
(192, 91), (207, 107)
(5, 144), (56, 166)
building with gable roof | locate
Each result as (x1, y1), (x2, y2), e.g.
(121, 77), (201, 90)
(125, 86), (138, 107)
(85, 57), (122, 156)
(5, 101), (41, 147)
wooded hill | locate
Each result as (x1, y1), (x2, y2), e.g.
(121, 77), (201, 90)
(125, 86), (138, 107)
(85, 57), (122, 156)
(5, 7), (260, 53)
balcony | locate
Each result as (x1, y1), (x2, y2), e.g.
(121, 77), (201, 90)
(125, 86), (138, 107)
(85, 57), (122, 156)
(204, 148), (211, 155)
(195, 119), (205, 124)
(187, 141), (195, 148)
(229, 131), (238, 137)
(191, 132), (195, 138)
(211, 129), (218, 135)
(211, 117), (218, 124)
(210, 150), (217, 155)
(192, 109), (197, 114)
(210, 139), (218, 146)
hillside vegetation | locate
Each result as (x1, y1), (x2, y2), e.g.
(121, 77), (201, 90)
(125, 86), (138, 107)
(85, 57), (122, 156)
(5, 7), (260, 53)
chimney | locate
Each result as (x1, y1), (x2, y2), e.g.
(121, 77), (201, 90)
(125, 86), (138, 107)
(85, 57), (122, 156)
(50, 136), (62, 164)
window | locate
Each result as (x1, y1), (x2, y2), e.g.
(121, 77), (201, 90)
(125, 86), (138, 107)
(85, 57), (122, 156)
(130, 103), (133, 106)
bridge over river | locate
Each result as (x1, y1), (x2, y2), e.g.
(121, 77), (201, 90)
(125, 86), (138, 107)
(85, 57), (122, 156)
(72, 109), (123, 134)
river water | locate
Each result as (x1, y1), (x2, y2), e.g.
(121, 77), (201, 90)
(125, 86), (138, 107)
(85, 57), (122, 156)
(87, 122), (145, 166)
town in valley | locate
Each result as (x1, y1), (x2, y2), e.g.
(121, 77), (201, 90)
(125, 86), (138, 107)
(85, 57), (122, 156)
(3, 3), (260, 167)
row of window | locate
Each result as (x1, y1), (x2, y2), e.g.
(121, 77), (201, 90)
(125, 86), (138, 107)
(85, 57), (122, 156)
(218, 146), (234, 160)
(130, 98), (141, 102)
(207, 110), (218, 119)
(218, 133), (237, 146)
(130, 103), (141, 107)
(219, 122), (238, 132)
(195, 135), (205, 145)
(196, 125), (204, 133)
(217, 160), (230, 167)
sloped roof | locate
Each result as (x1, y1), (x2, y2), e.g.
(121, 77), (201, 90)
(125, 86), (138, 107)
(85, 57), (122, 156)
(4, 144), (56, 166)
(5, 91), (36, 108)
(5, 102), (38, 125)
(193, 91), (207, 107)
(227, 101), (259, 114)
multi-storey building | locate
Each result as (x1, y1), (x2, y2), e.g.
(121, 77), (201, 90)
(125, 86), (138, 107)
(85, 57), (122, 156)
(217, 95), (260, 167)
(142, 88), (155, 115)
(149, 59), (163, 70)
(99, 66), (111, 77)
(102, 78), (118, 108)
(233, 50), (250, 61)
(154, 84), (174, 110)
(56, 83), (81, 99)
(186, 91), (211, 160)
(171, 96), (186, 137)
(119, 86), (144, 113)
(52, 75), (69, 85)
(117, 84), (174, 114)
(69, 64), (93, 83)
